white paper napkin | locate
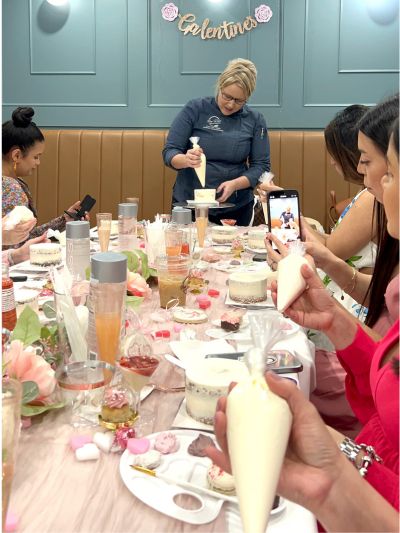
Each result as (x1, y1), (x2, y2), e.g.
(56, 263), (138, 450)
(169, 339), (235, 367)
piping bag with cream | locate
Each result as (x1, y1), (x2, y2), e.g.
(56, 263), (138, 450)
(226, 346), (292, 533)
(277, 240), (309, 313)
(189, 136), (206, 188)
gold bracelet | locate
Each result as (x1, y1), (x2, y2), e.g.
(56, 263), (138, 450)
(342, 267), (357, 295)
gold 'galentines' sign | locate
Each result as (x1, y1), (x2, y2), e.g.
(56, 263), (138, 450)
(161, 3), (273, 40)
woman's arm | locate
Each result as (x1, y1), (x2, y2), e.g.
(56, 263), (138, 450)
(162, 101), (197, 170)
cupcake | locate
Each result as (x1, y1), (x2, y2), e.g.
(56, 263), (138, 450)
(99, 385), (138, 429)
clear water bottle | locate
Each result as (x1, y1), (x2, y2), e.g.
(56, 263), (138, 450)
(118, 203), (137, 252)
(66, 221), (90, 281)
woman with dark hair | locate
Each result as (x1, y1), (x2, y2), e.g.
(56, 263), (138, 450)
(2, 106), (85, 247)
(208, 118), (399, 524)
(261, 104), (376, 266)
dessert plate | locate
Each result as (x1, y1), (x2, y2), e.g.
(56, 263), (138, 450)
(120, 429), (223, 524)
(205, 328), (251, 342)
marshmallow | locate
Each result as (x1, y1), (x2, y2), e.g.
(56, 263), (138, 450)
(75, 443), (100, 461)
(93, 431), (114, 453)
(127, 437), (150, 455)
(70, 434), (92, 451)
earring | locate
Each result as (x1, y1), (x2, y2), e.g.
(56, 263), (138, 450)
(13, 161), (17, 174)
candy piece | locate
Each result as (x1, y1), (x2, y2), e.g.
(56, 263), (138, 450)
(130, 450), (161, 469)
(199, 300), (211, 309)
(195, 294), (209, 303)
(114, 427), (136, 451)
(75, 443), (100, 461)
(207, 464), (236, 495)
(127, 437), (150, 455)
(188, 433), (215, 457)
(70, 434), (92, 451)
(154, 432), (180, 454)
(93, 431), (114, 453)
(207, 289), (220, 298)
(5, 511), (18, 532)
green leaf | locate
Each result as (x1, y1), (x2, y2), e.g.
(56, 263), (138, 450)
(126, 295), (144, 309)
(346, 256), (362, 267)
(40, 325), (58, 345)
(322, 274), (331, 287)
(22, 381), (39, 404)
(133, 249), (149, 280)
(21, 401), (65, 417)
(11, 306), (41, 347)
(148, 267), (157, 278)
(85, 266), (91, 281)
(42, 301), (56, 319)
(121, 251), (140, 273)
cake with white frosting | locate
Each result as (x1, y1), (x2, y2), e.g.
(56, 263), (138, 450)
(228, 272), (268, 303)
(30, 243), (62, 266)
(185, 359), (247, 425)
(211, 225), (238, 244)
(248, 228), (268, 250)
(194, 189), (216, 203)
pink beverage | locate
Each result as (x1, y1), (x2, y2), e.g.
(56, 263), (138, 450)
(118, 355), (160, 393)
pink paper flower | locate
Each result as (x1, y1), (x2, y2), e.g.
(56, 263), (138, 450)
(127, 272), (152, 299)
(5, 340), (56, 399)
(255, 4), (273, 23)
(161, 2), (179, 22)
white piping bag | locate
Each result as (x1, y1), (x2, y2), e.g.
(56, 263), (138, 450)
(226, 346), (292, 533)
(189, 136), (206, 187)
(277, 240), (309, 313)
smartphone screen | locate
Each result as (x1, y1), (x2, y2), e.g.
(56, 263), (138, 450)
(267, 189), (301, 246)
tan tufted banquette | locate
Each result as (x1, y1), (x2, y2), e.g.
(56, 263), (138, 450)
(25, 130), (360, 230)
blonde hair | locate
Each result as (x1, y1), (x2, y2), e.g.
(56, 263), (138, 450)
(216, 58), (257, 100)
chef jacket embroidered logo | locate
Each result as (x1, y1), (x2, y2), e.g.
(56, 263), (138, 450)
(203, 116), (223, 132)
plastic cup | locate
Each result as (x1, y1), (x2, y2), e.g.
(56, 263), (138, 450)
(165, 228), (184, 257)
(96, 213), (112, 252)
(156, 255), (191, 308)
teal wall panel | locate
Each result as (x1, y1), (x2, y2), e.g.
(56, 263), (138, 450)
(2, 0), (399, 129)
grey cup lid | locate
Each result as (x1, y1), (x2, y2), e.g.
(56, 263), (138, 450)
(66, 221), (90, 239)
(91, 252), (127, 283)
(172, 207), (192, 225)
(118, 203), (138, 217)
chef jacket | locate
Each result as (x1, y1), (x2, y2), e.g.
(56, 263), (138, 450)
(162, 97), (270, 209)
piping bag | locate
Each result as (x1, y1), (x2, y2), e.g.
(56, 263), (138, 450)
(277, 240), (309, 313)
(226, 345), (292, 533)
(189, 136), (206, 187)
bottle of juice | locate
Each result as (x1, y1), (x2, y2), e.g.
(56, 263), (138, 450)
(2, 264), (17, 331)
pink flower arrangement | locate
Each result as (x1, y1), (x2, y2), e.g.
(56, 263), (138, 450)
(127, 272), (152, 299)
(161, 2), (179, 22)
(255, 4), (273, 23)
(5, 340), (56, 399)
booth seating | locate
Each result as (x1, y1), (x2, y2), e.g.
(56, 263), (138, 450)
(28, 130), (361, 231)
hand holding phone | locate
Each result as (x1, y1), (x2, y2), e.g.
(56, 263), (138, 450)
(64, 195), (96, 221)
(266, 189), (302, 248)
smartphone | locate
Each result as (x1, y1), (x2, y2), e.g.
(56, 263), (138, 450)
(266, 189), (302, 247)
(65, 194), (96, 220)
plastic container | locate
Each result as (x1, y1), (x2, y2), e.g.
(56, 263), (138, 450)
(66, 221), (90, 280)
(118, 203), (138, 252)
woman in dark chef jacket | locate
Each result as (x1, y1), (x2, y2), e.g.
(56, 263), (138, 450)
(162, 58), (270, 226)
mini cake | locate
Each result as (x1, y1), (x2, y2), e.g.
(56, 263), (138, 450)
(130, 450), (162, 469)
(201, 249), (220, 263)
(194, 188), (216, 202)
(99, 386), (137, 429)
(188, 434), (215, 457)
(220, 309), (245, 332)
(211, 226), (237, 244)
(30, 243), (62, 266)
(207, 464), (236, 495)
(247, 228), (268, 250)
(228, 272), (268, 303)
(185, 359), (247, 425)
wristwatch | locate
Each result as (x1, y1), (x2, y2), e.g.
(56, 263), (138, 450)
(340, 437), (382, 477)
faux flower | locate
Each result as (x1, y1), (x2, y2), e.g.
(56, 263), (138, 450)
(127, 272), (152, 299)
(255, 4), (273, 23)
(161, 2), (179, 22)
(5, 340), (56, 399)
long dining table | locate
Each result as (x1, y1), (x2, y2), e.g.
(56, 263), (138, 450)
(8, 237), (317, 533)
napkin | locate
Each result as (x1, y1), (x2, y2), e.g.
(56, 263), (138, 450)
(169, 339), (235, 367)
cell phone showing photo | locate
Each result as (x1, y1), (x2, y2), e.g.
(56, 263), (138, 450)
(266, 189), (302, 248)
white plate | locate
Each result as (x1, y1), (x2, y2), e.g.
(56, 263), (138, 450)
(205, 328), (252, 342)
(225, 293), (275, 309)
(211, 316), (249, 329)
(120, 429), (223, 524)
(10, 260), (62, 274)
